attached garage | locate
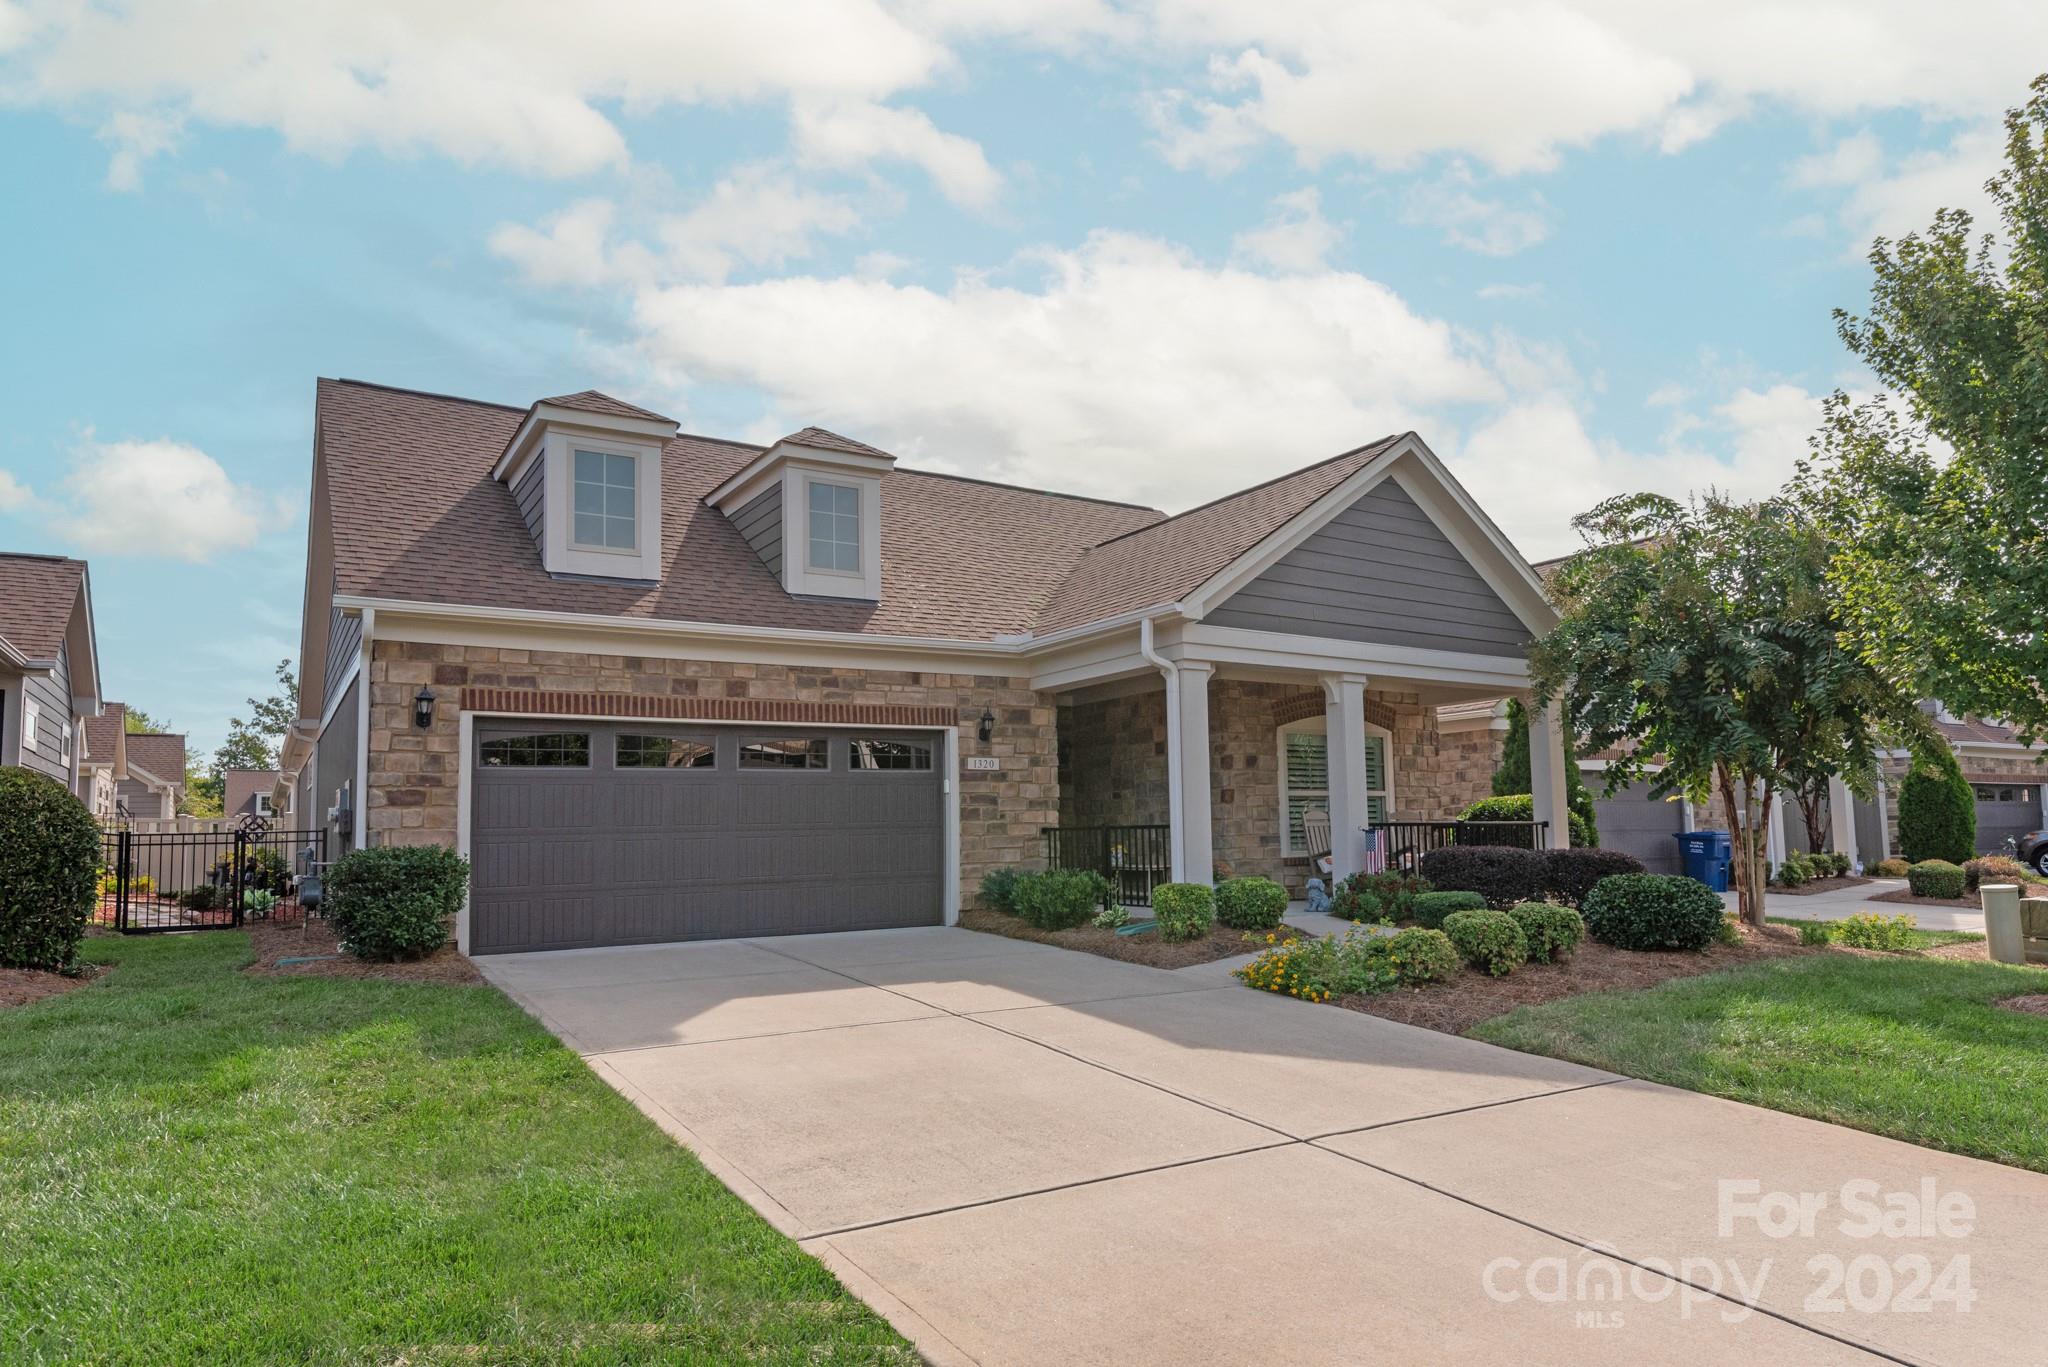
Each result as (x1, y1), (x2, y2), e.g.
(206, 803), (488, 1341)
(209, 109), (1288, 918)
(468, 721), (946, 954)
(1972, 781), (2044, 857)
(1590, 777), (1688, 875)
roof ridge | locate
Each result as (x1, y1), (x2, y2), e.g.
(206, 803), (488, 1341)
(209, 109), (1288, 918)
(1083, 432), (1405, 552)
(328, 377), (531, 414)
(0, 550), (85, 565)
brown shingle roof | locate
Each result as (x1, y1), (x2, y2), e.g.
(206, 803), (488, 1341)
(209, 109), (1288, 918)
(1035, 434), (1404, 633)
(82, 702), (126, 767)
(780, 426), (896, 461)
(0, 553), (85, 662)
(125, 733), (186, 785)
(321, 380), (1161, 641)
(540, 389), (675, 423)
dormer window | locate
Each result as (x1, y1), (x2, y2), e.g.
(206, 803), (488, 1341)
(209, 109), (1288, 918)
(573, 449), (638, 552)
(807, 479), (861, 573)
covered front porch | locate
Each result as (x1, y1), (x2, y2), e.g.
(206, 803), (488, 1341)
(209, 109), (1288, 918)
(1043, 645), (1573, 902)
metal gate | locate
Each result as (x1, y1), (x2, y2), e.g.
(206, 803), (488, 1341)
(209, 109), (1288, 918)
(99, 819), (328, 933)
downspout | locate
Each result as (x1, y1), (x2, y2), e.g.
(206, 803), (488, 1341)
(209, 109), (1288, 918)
(1140, 615), (1185, 883)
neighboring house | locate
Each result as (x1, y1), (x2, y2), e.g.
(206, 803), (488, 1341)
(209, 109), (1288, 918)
(118, 732), (186, 820)
(279, 379), (1568, 955)
(77, 700), (129, 821)
(0, 552), (101, 795)
(222, 767), (287, 820)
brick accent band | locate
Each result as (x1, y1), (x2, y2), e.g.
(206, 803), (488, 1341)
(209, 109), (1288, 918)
(460, 687), (959, 729)
(1271, 691), (1397, 733)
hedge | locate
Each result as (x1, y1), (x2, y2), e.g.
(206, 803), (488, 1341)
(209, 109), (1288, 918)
(1543, 847), (1645, 907)
(1440, 908), (1528, 977)
(1418, 845), (1546, 908)
(1214, 876), (1289, 930)
(1580, 872), (1725, 952)
(1905, 860), (1965, 900)
(1011, 869), (1110, 930)
(1151, 883), (1215, 942)
(325, 844), (469, 960)
(0, 769), (101, 972)
(1457, 793), (1594, 848)
(1410, 889), (1486, 929)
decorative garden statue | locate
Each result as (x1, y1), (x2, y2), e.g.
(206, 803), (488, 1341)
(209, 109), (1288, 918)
(1304, 877), (1332, 915)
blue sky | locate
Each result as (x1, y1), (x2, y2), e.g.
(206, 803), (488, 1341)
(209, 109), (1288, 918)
(0, 3), (2036, 756)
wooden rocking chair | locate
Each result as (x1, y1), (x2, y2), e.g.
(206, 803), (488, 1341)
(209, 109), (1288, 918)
(1301, 807), (1334, 880)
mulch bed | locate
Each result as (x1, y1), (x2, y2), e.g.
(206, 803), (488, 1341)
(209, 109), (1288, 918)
(957, 906), (1301, 969)
(243, 918), (485, 985)
(1337, 922), (1822, 1036)
(2000, 994), (2048, 1018)
(1770, 875), (1876, 896)
(0, 963), (103, 1010)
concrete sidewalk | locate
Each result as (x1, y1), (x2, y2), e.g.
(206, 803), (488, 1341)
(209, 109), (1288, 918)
(484, 925), (2044, 1366)
(1726, 878), (1989, 933)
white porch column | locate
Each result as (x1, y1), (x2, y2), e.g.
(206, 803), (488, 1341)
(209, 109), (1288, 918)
(1766, 787), (1788, 867)
(1169, 662), (1215, 884)
(1827, 775), (1859, 867)
(1526, 701), (1571, 850)
(1322, 673), (1372, 880)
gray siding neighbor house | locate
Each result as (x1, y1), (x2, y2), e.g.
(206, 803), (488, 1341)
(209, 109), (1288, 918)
(278, 378), (1569, 955)
(0, 552), (101, 795)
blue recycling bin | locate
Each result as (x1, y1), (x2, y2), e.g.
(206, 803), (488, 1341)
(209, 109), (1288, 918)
(1673, 830), (1732, 892)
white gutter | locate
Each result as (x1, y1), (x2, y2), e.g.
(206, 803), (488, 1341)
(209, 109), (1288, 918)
(1140, 614), (1185, 883)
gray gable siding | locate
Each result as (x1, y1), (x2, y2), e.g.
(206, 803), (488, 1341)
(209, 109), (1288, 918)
(324, 598), (361, 719)
(1206, 478), (1533, 658)
(16, 642), (75, 782)
(315, 675), (360, 855)
(512, 456), (545, 548)
(730, 483), (784, 579)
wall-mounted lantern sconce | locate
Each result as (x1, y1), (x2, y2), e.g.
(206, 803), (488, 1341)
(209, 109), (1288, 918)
(413, 685), (437, 729)
(977, 706), (996, 743)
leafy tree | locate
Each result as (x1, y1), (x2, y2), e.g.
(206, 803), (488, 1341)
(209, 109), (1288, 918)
(124, 707), (169, 734)
(211, 659), (298, 776)
(1529, 493), (1932, 926)
(181, 767), (223, 819)
(1802, 75), (2048, 745)
(1896, 747), (1976, 864)
(1490, 698), (1600, 845)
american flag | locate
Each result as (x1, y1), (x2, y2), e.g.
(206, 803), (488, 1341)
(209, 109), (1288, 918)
(1360, 828), (1386, 875)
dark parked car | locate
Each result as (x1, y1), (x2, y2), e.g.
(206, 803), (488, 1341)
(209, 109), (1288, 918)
(2020, 831), (2048, 878)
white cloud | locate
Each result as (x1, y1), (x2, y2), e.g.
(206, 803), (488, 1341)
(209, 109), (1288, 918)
(790, 99), (1002, 210)
(0, 468), (33, 511)
(1402, 165), (1550, 256)
(1797, 123), (2007, 251)
(2, 0), (956, 181)
(55, 439), (286, 562)
(1230, 187), (1342, 272)
(1476, 282), (1545, 302)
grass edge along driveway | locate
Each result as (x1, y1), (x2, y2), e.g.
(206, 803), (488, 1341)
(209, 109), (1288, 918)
(0, 933), (914, 1365)
(1472, 952), (2048, 1174)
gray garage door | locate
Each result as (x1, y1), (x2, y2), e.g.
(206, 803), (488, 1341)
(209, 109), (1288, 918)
(1973, 782), (2043, 856)
(1592, 779), (1688, 875)
(470, 721), (944, 954)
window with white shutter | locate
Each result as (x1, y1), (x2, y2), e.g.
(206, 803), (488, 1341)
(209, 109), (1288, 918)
(1277, 716), (1394, 855)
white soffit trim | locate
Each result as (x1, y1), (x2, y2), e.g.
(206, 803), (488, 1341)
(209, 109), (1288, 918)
(491, 402), (679, 483)
(706, 436), (896, 511)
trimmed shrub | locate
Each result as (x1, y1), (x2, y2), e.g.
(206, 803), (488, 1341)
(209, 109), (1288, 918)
(1905, 860), (1965, 900)
(1214, 875), (1289, 930)
(1508, 901), (1585, 963)
(325, 844), (470, 960)
(1441, 908), (1528, 977)
(1897, 750), (1975, 864)
(0, 769), (101, 972)
(1011, 869), (1109, 930)
(1833, 912), (1919, 951)
(1873, 858), (1910, 878)
(1962, 855), (2031, 892)
(1581, 872), (1726, 951)
(1419, 844), (1547, 908)
(978, 867), (1024, 914)
(1775, 851), (1814, 888)
(1152, 882), (1215, 942)
(1330, 870), (1428, 923)
(1544, 847), (1646, 907)
(1820, 851), (1852, 877)
(1797, 920), (1832, 946)
(1382, 927), (1461, 985)
(1410, 889), (1487, 929)
(1458, 792), (1595, 849)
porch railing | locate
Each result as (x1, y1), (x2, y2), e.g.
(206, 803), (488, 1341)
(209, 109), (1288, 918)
(1042, 825), (1172, 908)
(1370, 820), (1548, 872)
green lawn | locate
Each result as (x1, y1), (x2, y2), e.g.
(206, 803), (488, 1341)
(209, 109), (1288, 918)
(1765, 915), (1986, 950)
(1472, 953), (2048, 1172)
(0, 933), (912, 1365)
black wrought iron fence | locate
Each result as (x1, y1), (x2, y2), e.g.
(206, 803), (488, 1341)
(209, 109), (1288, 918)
(1042, 824), (1172, 908)
(98, 821), (328, 933)
(1370, 820), (1549, 872)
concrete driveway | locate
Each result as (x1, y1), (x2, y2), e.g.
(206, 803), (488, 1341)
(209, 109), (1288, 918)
(483, 926), (2046, 1366)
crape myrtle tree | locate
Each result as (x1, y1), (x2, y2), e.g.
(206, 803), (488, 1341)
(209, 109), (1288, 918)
(1529, 492), (1934, 927)
(1802, 75), (2048, 745)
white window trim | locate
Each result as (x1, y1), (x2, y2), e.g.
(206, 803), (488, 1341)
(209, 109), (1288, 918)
(1277, 714), (1394, 857)
(254, 792), (274, 816)
(568, 445), (641, 556)
(21, 698), (39, 754)
(59, 718), (71, 764)
(783, 466), (882, 600)
(803, 475), (864, 578)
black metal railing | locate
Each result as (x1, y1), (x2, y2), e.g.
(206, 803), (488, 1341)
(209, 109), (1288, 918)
(1370, 820), (1548, 872)
(1043, 825), (1172, 908)
(99, 822), (329, 933)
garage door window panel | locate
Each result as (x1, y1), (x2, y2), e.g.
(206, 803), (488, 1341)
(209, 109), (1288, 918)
(616, 734), (717, 769)
(480, 732), (591, 768)
(849, 738), (933, 771)
(741, 737), (828, 769)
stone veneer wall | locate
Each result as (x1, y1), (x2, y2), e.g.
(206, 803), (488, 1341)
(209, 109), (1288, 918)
(1057, 678), (1487, 893)
(364, 639), (1058, 904)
